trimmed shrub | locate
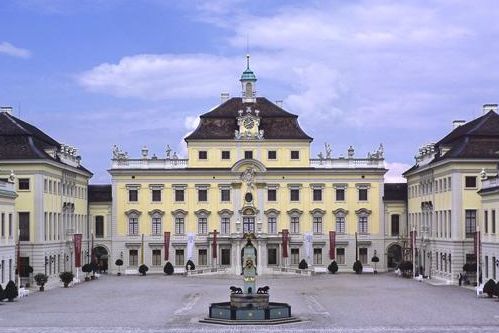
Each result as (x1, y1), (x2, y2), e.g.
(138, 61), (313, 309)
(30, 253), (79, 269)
(185, 260), (195, 271)
(371, 256), (379, 263)
(4, 281), (18, 301)
(353, 260), (363, 274)
(115, 259), (123, 266)
(164, 262), (174, 275)
(82, 264), (92, 281)
(483, 279), (496, 298)
(59, 272), (74, 288)
(139, 264), (149, 276)
(34, 273), (48, 291)
(328, 261), (338, 274)
(298, 259), (308, 270)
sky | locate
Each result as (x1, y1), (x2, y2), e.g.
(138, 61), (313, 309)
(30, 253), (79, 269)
(1, 0), (499, 184)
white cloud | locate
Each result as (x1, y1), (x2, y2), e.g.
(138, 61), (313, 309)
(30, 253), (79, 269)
(384, 162), (411, 183)
(0, 42), (31, 59)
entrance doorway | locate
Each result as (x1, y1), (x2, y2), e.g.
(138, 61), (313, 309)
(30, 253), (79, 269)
(387, 244), (402, 269)
(93, 246), (109, 273)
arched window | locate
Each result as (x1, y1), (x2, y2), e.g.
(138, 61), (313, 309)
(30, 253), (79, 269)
(172, 209), (188, 235)
(125, 210), (141, 236)
(333, 209), (348, 234)
(218, 209), (233, 235)
(310, 209), (326, 234)
(265, 209), (280, 234)
(149, 210), (164, 236)
(356, 209), (371, 234)
(245, 82), (252, 98)
(195, 209), (210, 235)
(287, 209), (303, 234)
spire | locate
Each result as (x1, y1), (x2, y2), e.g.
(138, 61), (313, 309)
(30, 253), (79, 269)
(240, 54), (257, 102)
(240, 54), (257, 82)
(246, 54), (250, 69)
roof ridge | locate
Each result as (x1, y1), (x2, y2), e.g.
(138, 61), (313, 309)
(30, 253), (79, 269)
(2, 112), (30, 135)
(468, 110), (498, 136)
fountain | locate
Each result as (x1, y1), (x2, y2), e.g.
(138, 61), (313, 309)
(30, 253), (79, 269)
(201, 233), (300, 325)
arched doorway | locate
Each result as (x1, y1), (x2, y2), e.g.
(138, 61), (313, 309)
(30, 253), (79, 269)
(93, 246), (109, 273)
(387, 244), (402, 269)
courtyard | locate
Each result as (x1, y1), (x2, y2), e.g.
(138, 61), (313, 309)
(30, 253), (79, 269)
(1, 273), (498, 333)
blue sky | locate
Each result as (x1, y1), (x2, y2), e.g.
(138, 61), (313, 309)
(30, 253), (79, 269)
(1, 0), (499, 183)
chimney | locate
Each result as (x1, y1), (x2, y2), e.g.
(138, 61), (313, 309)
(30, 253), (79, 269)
(0, 106), (13, 114)
(482, 103), (498, 115)
(275, 100), (283, 107)
(220, 92), (230, 104)
(452, 120), (466, 129)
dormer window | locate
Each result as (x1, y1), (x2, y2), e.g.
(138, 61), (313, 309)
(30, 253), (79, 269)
(244, 151), (253, 159)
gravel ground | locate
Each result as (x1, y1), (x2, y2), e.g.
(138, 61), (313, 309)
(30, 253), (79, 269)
(1, 272), (498, 333)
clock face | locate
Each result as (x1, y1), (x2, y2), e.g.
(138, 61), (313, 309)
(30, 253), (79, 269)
(243, 118), (255, 129)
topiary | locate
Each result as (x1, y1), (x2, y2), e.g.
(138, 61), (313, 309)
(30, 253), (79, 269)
(4, 280), (18, 301)
(328, 261), (338, 274)
(298, 259), (308, 270)
(353, 260), (363, 274)
(185, 260), (195, 271)
(483, 279), (496, 298)
(371, 256), (379, 263)
(59, 272), (74, 288)
(34, 273), (48, 291)
(139, 264), (149, 276)
(164, 262), (174, 275)
(115, 259), (123, 276)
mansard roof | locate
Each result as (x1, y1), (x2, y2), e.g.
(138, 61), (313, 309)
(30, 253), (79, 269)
(185, 97), (313, 141)
(88, 184), (112, 202)
(383, 183), (407, 201)
(0, 112), (92, 174)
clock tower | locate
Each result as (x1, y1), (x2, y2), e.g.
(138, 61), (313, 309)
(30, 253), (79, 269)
(240, 54), (257, 103)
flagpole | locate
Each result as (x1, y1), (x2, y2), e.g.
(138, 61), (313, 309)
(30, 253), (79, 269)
(412, 225), (416, 279)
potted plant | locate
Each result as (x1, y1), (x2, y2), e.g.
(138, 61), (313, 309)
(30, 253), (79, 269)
(353, 260), (363, 274)
(82, 264), (92, 281)
(483, 279), (496, 298)
(59, 272), (74, 288)
(164, 262), (174, 275)
(298, 259), (308, 270)
(34, 273), (48, 291)
(4, 281), (18, 301)
(328, 261), (338, 274)
(185, 260), (195, 271)
(139, 264), (149, 276)
(371, 255), (379, 274)
(115, 259), (123, 276)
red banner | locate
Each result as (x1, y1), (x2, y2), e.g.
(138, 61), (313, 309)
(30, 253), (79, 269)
(329, 231), (336, 260)
(212, 230), (218, 258)
(164, 231), (170, 261)
(474, 231), (481, 256)
(74, 234), (82, 268)
(282, 229), (289, 258)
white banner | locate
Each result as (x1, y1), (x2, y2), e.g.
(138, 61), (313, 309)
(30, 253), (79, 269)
(187, 233), (195, 260)
(304, 233), (313, 260)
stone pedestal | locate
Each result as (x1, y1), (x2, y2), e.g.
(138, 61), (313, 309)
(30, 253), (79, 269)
(230, 293), (269, 309)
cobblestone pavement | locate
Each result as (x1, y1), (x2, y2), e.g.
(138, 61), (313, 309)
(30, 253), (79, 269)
(1, 273), (498, 333)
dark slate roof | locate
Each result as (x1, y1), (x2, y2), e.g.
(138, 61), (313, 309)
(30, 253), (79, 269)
(88, 185), (112, 202)
(0, 112), (92, 174)
(185, 97), (313, 141)
(383, 183), (408, 201)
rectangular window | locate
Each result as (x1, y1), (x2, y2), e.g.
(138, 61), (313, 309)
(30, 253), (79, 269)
(175, 189), (185, 202)
(290, 216), (300, 233)
(243, 217), (255, 233)
(485, 210), (489, 234)
(313, 216), (322, 234)
(465, 209), (476, 238)
(128, 217), (139, 235)
(1, 213), (4, 237)
(95, 216), (104, 238)
(152, 249), (161, 266)
(198, 217), (208, 234)
(336, 188), (345, 201)
(152, 189), (161, 202)
(128, 189), (138, 202)
(221, 217), (230, 234)
(493, 256), (497, 280)
(175, 249), (184, 266)
(175, 217), (184, 234)
(485, 255), (489, 278)
(290, 189), (300, 201)
(336, 248), (345, 265)
(221, 151), (230, 160)
(18, 178), (30, 190)
(313, 248), (322, 265)
(268, 150), (277, 160)
(267, 189), (277, 201)
(198, 249), (207, 266)
(313, 188), (322, 201)
(268, 248), (277, 265)
(221, 248), (231, 265)
(290, 150), (300, 160)
(8, 214), (12, 237)
(198, 189), (208, 202)
(19, 212), (30, 241)
(244, 151), (253, 159)
(291, 248), (299, 265)
(198, 151), (207, 160)
(358, 216), (368, 234)
(336, 216), (345, 234)
(359, 248), (368, 265)
(358, 188), (368, 201)
(221, 189), (230, 202)
(391, 215), (400, 236)
(268, 217), (277, 234)
(492, 210), (496, 234)
(152, 217), (161, 235)
(465, 176), (477, 188)
(129, 250), (138, 267)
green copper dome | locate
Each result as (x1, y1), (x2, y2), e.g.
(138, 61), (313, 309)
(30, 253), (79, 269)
(240, 55), (257, 82)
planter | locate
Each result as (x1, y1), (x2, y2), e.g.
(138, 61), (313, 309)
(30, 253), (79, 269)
(39, 286), (45, 292)
(117, 272), (121, 276)
(63, 283), (69, 288)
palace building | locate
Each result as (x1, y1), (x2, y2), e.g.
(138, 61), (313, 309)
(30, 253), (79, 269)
(0, 175), (16, 287)
(105, 57), (399, 275)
